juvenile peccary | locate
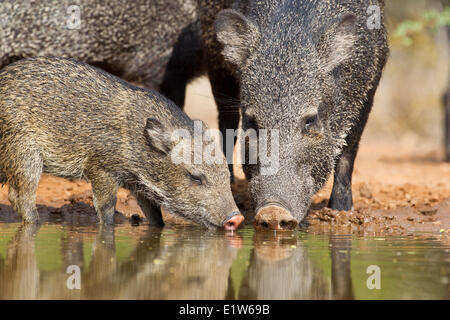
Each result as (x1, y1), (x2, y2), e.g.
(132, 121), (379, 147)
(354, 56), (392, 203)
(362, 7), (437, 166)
(212, 0), (389, 229)
(0, 57), (244, 229)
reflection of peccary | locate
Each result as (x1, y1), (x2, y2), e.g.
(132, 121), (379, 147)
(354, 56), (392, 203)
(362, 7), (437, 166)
(238, 234), (355, 299)
(0, 57), (243, 229)
(238, 232), (331, 299)
(213, 1), (389, 229)
(114, 228), (240, 299)
(0, 224), (40, 300)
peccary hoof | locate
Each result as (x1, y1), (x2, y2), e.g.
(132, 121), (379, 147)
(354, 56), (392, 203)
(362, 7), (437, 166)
(328, 195), (353, 212)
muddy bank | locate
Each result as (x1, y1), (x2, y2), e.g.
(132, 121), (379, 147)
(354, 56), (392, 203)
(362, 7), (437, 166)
(0, 142), (449, 235)
(233, 180), (450, 235)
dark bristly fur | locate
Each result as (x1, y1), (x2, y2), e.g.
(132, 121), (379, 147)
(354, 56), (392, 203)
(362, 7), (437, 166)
(0, 57), (239, 226)
(212, 0), (389, 226)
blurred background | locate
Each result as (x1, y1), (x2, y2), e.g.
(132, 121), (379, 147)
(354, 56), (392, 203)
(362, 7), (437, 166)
(369, 0), (449, 154)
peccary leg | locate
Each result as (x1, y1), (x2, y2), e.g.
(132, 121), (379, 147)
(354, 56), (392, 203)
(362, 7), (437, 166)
(328, 145), (357, 211)
(8, 157), (42, 223)
(8, 184), (18, 210)
(208, 69), (240, 181)
(160, 22), (203, 108)
(8, 183), (39, 223)
(135, 193), (165, 227)
(329, 98), (373, 211)
(159, 55), (190, 108)
(88, 171), (118, 225)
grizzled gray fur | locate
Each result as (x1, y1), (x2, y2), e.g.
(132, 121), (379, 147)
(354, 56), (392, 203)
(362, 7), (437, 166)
(212, 0), (389, 228)
(0, 0), (201, 91)
(0, 57), (243, 228)
(0, 1), (388, 229)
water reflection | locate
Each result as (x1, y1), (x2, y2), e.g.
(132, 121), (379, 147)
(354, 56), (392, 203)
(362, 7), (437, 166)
(0, 224), (40, 299)
(237, 233), (354, 299)
(330, 235), (354, 300)
(238, 231), (326, 299)
(0, 223), (448, 299)
(0, 224), (242, 299)
(111, 227), (240, 299)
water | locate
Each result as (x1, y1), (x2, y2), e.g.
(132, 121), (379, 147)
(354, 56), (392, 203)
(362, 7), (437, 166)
(0, 222), (448, 300)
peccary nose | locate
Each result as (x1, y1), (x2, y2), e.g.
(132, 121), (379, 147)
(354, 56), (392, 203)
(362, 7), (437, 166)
(254, 204), (298, 230)
(224, 213), (245, 231)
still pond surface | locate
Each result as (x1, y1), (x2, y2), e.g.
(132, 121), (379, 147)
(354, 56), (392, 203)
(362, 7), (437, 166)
(0, 222), (449, 299)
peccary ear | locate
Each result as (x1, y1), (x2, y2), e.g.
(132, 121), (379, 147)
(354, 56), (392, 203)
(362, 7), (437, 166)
(145, 118), (171, 154)
(318, 14), (358, 73)
(215, 9), (260, 67)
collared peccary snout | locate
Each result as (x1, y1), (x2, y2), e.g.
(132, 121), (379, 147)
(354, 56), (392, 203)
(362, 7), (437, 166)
(215, 1), (389, 229)
(0, 57), (243, 229)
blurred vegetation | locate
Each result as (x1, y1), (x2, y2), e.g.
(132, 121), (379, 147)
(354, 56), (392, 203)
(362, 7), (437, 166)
(393, 5), (449, 46)
(365, 0), (449, 150)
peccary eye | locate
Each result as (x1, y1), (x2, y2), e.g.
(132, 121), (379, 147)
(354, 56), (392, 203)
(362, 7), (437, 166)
(187, 172), (205, 185)
(304, 114), (318, 130)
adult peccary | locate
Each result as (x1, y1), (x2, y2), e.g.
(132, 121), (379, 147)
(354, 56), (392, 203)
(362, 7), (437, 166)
(0, 1), (388, 229)
(0, 0), (206, 106)
(0, 57), (244, 229)
(212, 0), (389, 229)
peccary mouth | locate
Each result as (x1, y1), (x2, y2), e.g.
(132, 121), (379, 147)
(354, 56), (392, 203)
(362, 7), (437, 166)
(221, 211), (241, 226)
